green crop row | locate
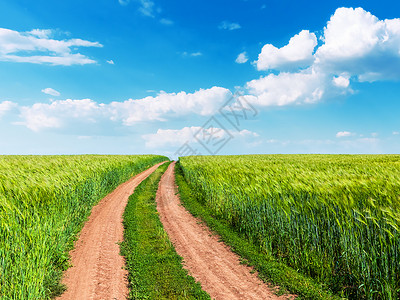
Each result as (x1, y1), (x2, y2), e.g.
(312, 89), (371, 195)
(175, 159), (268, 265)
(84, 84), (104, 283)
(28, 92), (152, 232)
(0, 155), (167, 299)
(179, 155), (400, 299)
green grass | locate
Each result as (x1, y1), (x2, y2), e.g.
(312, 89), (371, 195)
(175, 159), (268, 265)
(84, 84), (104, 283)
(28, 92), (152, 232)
(121, 162), (210, 300)
(178, 155), (400, 300)
(0, 155), (168, 299)
(175, 161), (341, 300)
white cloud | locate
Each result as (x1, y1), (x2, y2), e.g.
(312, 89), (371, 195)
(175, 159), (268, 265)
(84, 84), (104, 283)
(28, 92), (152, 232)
(393, 131), (400, 135)
(235, 52), (248, 64)
(28, 29), (52, 39)
(107, 60), (115, 65)
(255, 30), (317, 71)
(245, 67), (326, 106)
(219, 21), (241, 31)
(17, 99), (101, 132)
(182, 51), (202, 57)
(235, 129), (259, 138)
(332, 74), (350, 88)
(336, 131), (355, 138)
(247, 7), (400, 108)
(138, 0), (155, 17)
(0, 101), (17, 117)
(142, 126), (258, 148)
(0, 28), (102, 65)
(109, 87), (231, 125)
(190, 52), (202, 57)
(160, 18), (173, 25)
(143, 127), (200, 148)
(118, 0), (156, 17)
(315, 7), (400, 81)
(15, 87), (231, 131)
(42, 88), (60, 97)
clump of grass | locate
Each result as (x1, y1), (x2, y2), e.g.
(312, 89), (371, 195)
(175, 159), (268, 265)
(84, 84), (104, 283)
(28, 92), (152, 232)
(179, 155), (400, 299)
(121, 162), (210, 299)
(0, 155), (168, 299)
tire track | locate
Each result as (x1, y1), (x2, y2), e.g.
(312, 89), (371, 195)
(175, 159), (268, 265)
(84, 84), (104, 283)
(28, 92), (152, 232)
(58, 162), (166, 300)
(156, 162), (292, 300)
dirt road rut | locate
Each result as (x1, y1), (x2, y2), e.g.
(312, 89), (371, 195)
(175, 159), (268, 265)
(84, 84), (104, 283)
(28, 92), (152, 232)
(58, 162), (165, 300)
(156, 162), (288, 300)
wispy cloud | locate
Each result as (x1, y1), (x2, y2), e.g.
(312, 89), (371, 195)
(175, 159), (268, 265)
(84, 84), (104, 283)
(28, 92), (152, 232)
(336, 131), (355, 138)
(219, 21), (241, 31)
(0, 28), (102, 66)
(138, 0), (155, 17)
(160, 18), (173, 25)
(42, 88), (60, 97)
(182, 51), (203, 57)
(107, 60), (115, 65)
(119, 0), (156, 17)
(235, 52), (248, 64)
(0, 101), (17, 118)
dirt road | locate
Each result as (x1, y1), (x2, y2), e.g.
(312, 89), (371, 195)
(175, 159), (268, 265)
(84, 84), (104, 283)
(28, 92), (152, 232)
(58, 162), (165, 300)
(156, 162), (288, 300)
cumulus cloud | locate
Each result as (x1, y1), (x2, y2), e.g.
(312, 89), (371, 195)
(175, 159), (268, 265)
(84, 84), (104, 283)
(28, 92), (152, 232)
(42, 88), (60, 97)
(255, 30), (317, 71)
(109, 87), (231, 125)
(315, 7), (400, 81)
(219, 21), (241, 31)
(235, 52), (248, 64)
(17, 99), (101, 131)
(332, 74), (350, 88)
(142, 126), (258, 148)
(336, 131), (355, 138)
(0, 28), (102, 65)
(245, 67), (326, 106)
(14, 87), (231, 131)
(246, 7), (400, 107)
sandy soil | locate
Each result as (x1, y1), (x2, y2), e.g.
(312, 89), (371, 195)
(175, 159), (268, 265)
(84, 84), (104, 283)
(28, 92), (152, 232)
(58, 162), (165, 300)
(156, 162), (291, 300)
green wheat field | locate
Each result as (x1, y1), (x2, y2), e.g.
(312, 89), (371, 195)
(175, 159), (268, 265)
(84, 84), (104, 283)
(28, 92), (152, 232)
(180, 155), (400, 299)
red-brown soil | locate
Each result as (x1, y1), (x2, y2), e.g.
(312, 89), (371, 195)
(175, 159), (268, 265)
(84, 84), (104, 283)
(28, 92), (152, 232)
(58, 162), (165, 300)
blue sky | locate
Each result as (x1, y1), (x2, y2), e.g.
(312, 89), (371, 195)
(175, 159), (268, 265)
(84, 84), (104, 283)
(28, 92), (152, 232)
(1, 0), (400, 157)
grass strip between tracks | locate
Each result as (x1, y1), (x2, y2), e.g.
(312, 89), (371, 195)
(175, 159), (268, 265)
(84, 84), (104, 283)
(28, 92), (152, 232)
(175, 161), (344, 300)
(121, 162), (210, 299)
